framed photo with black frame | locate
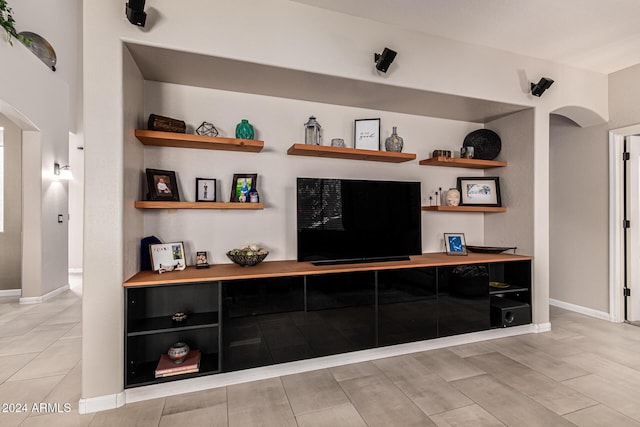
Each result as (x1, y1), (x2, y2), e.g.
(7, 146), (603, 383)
(146, 168), (180, 201)
(444, 233), (468, 256)
(457, 176), (502, 207)
(354, 118), (380, 150)
(149, 242), (187, 272)
(230, 173), (257, 202)
(196, 178), (216, 202)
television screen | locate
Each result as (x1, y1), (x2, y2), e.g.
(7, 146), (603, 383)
(297, 178), (422, 264)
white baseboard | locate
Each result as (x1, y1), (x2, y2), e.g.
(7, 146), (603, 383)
(19, 284), (70, 304)
(0, 289), (21, 297)
(123, 323), (539, 407)
(550, 298), (612, 321)
(532, 322), (552, 333)
(68, 268), (83, 274)
(78, 392), (125, 414)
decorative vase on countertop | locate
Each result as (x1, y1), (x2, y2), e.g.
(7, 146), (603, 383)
(385, 126), (404, 152)
(235, 119), (254, 140)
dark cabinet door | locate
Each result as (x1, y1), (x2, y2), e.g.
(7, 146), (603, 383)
(377, 268), (438, 346)
(306, 272), (376, 356)
(438, 264), (490, 337)
(221, 276), (306, 372)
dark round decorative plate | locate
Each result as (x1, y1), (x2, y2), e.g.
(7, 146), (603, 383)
(463, 129), (501, 160)
(466, 245), (516, 254)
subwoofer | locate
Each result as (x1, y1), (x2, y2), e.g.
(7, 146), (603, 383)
(491, 298), (531, 327)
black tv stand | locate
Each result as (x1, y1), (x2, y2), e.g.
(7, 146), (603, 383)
(310, 255), (410, 266)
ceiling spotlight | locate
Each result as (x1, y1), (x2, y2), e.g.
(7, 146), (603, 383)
(530, 77), (554, 97)
(125, 0), (147, 27)
(374, 47), (397, 73)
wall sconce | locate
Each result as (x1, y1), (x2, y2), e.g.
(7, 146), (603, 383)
(54, 162), (72, 180)
(374, 47), (397, 73)
(530, 77), (554, 97)
(125, 0), (147, 27)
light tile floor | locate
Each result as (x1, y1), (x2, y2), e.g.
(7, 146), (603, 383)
(2, 277), (640, 426)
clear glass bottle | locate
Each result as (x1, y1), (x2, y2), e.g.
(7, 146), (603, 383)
(304, 116), (322, 145)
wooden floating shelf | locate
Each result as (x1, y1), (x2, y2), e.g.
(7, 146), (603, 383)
(135, 130), (264, 153)
(287, 143), (416, 163)
(422, 205), (507, 213)
(135, 201), (264, 210)
(419, 156), (506, 169)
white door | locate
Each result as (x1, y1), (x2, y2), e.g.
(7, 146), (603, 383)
(627, 136), (640, 321)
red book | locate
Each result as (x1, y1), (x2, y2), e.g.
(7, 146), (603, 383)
(155, 349), (201, 378)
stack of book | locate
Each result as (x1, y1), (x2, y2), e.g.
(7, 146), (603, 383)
(155, 349), (201, 378)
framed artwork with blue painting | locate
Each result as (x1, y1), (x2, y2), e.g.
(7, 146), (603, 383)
(444, 233), (467, 256)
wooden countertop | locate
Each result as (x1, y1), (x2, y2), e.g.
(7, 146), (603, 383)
(124, 252), (532, 287)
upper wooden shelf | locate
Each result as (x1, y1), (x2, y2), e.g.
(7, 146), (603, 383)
(135, 130), (264, 153)
(135, 201), (264, 210)
(287, 143), (416, 163)
(422, 205), (507, 213)
(419, 156), (506, 168)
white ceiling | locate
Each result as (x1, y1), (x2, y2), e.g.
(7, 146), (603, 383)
(289, 0), (640, 74)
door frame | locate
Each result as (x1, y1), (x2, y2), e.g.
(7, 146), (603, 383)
(609, 124), (640, 322)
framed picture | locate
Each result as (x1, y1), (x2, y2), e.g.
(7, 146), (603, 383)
(457, 177), (502, 207)
(354, 118), (380, 150)
(196, 178), (216, 202)
(149, 242), (187, 272)
(146, 169), (180, 201)
(230, 173), (257, 202)
(444, 233), (467, 256)
(195, 251), (210, 269)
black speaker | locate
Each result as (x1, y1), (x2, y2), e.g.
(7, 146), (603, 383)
(491, 298), (531, 327)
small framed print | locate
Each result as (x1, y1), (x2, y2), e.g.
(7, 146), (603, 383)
(195, 251), (210, 269)
(196, 178), (216, 202)
(146, 168), (180, 201)
(457, 177), (502, 207)
(230, 173), (257, 202)
(149, 242), (187, 273)
(354, 118), (380, 150)
(444, 233), (468, 256)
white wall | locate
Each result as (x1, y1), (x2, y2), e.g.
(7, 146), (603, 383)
(485, 109), (535, 255)
(141, 82), (488, 265)
(82, 0), (609, 404)
(549, 115), (609, 313)
(0, 115), (22, 290)
(11, 0), (81, 132)
(68, 133), (84, 271)
(609, 64), (640, 130)
(0, 38), (70, 299)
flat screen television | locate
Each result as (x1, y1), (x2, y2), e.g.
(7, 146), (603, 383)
(297, 177), (422, 265)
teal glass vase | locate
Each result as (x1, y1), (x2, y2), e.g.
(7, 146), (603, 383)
(235, 119), (254, 140)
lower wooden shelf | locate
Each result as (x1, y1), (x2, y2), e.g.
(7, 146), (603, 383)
(135, 201), (264, 210)
(422, 205), (507, 213)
